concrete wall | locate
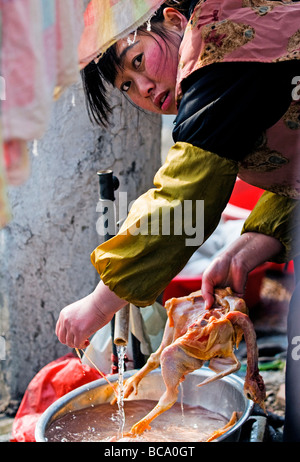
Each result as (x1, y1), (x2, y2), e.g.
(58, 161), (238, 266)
(0, 77), (161, 404)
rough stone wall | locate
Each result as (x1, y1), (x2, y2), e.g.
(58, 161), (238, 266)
(0, 78), (161, 403)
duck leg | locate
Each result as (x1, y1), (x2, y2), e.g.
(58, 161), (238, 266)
(197, 355), (241, 388)
(129, 344), (204, 435)
(111, 317), (175, 405)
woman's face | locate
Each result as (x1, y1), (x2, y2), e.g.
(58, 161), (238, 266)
(114, 9), (187, 115)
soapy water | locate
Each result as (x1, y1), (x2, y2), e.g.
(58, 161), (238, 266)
(45, 399), (228, 442)
(46, 346), (228, 442)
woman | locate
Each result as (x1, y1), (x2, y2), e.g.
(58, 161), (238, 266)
(56, 0), (300, 440)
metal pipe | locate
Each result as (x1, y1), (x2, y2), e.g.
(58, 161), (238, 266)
(97, 169), (119, 241)
(97, 170), (130, 359)
(114, 304), (130, 346)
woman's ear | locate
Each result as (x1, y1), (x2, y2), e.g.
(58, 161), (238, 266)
(162, 7), (188, 33)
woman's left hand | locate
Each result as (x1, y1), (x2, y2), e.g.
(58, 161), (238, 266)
(201, 232), (284, 309)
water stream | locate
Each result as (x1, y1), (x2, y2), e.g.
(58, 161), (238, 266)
(179, 382), (185, 425)
(116, 345), (126, 439)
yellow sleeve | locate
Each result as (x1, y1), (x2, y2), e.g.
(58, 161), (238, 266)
(242, 191), (300, 262)
(91, 142), (238, 306)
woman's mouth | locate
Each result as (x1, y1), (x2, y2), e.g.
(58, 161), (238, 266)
(160, 92), (168, 106)
(155, 91), (171, 112)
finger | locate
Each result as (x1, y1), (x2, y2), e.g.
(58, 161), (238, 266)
(55, 316), (60, 337)
(201, 277), (215, 309)
(73, 335), (90, 350)
(230, 263), (248, 297)
(65, 331), (76, 349)
(55, 322), (66, 345)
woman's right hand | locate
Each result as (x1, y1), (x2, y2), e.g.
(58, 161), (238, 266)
(55, 280), (127, 349)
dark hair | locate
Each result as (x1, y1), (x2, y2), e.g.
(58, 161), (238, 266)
(81, 0), (198, 126)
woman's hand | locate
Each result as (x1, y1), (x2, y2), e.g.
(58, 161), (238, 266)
(55, 280), (127, 349)
(201, 232), (283, 309)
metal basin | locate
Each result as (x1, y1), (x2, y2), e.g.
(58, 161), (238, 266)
(35, 367), (253, 442)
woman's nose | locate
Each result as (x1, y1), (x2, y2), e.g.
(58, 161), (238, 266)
(136, 75), (154, 97)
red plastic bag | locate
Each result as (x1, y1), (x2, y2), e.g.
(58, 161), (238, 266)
(11, 353), (101, 442)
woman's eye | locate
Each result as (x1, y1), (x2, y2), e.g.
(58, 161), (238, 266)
(133, 53), (143, 69)
(121, 81), (131, 92)
(120, 53), (143, 92)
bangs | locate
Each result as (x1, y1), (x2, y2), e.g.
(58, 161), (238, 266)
(81, 44), (123, 127)
(97, 44), (123, 86)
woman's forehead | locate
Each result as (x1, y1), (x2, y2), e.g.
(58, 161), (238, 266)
(116, 37), (129, 54)
(116, 36), (138, 55)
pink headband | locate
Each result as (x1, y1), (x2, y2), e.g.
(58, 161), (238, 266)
(78, 0), (165, 68)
